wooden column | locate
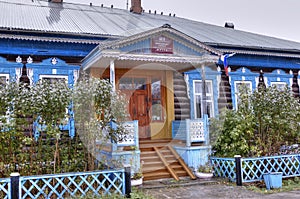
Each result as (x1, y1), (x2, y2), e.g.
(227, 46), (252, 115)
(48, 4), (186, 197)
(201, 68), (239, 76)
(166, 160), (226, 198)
(110, 60), (116, 92)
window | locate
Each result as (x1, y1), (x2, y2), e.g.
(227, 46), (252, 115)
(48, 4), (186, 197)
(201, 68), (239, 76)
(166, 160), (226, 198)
(193, 80), (213, 118)
(0, 74), (9, 86)
(39, 75), (68, 83)
(151, 78), (163, 121)
(119, 77), (146, 90)
(271, 82), (287, 91)
(234, 81), (252, 109)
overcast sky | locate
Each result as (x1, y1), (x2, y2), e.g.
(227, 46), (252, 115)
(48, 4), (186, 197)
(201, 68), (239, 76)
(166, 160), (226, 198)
(64, 0), (300, 43)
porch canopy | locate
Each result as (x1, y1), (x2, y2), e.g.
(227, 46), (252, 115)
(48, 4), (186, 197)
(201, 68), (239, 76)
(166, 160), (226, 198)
(82, 24), (221, 74)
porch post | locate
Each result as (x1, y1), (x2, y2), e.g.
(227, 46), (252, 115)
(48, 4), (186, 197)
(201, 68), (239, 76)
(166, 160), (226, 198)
(110, 60), (116, 92)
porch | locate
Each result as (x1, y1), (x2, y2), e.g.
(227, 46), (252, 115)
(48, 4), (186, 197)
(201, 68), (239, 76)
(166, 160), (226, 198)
(98, 116), (211, 181)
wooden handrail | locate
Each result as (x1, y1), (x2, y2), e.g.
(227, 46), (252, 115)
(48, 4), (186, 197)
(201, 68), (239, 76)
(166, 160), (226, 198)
(168, 145), (196, 180)
(154, 147), (179, 181)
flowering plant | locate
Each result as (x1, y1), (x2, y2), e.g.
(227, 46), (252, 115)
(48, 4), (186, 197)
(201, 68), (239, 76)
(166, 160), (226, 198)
(197, 163), (213, 173)
(132, 172), (143, 180)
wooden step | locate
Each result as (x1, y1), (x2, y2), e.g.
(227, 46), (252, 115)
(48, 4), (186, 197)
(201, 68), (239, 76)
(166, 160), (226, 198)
(140, 139), (196, 181)
(143, 171), (172, 181)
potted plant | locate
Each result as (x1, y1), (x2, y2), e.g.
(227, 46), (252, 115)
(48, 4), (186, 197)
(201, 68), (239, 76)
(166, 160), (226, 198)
(195, 163), (214, 179)
(131, 171), (143, 186)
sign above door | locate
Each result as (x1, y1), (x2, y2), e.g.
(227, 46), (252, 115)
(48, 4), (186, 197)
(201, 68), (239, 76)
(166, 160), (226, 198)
(151, 35), (173, 54)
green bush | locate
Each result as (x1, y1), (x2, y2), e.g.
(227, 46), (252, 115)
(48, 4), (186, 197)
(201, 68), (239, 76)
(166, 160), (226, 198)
(212, 85), (300, 157)
(0, 74), (127, 177)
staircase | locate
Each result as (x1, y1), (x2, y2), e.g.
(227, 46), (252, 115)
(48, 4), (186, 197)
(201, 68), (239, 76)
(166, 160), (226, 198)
(140, 139), (196, 181)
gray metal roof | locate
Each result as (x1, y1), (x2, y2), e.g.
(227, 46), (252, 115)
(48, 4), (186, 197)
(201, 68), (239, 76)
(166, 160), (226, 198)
(1, 0), (300, 52)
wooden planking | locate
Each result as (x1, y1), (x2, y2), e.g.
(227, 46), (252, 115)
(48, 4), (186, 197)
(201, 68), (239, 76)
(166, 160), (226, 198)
(140, 139), (194, 181)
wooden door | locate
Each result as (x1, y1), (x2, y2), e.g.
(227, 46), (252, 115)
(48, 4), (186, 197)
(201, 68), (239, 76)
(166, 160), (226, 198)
(129, 90), (150, 139)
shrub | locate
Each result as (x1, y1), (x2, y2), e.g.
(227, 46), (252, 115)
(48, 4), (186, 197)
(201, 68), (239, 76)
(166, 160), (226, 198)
(212, 85), (300, 157)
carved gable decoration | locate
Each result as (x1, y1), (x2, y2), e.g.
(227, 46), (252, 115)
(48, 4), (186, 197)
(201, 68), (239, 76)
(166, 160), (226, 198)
(99, 25), (221, 58)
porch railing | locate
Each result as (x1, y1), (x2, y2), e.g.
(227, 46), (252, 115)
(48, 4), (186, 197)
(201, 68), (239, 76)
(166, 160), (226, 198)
(99, 120), (140, 175)
(0, 169), (128, 199)
(211, 154), (300, 183)
(111, 120), (139, 151)
(172, 115), (209, 146)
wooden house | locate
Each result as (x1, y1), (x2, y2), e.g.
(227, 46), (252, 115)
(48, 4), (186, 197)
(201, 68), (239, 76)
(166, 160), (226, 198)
(1, 0), (300, 180)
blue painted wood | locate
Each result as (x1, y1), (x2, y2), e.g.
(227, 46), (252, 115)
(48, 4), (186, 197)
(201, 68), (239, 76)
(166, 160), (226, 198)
(0, 178), (10, 199)
(185, 67), (221, 118)
(110, 120), (139, 148)
(211, 154), (300, 183)
(173, 41), (204, 56)
(172, 120), (187, 141)
(0, 56), (23, 81)
(242, 154), (300, 182)
(174, 145), (212, 170)
(20, 169), (125, 198)
(98, 150), (141, 175)
(263, 69), (293, 87)
(120, 39), (151, 54)
(100, 120), (140, 174)
(172, 115), (209, 147)
(218, 54), (300, 70)
(28, 58), (80, 86)
(33, 114), (75, 140)
(210, 157), (236, 182)
(119, 35), (205, 56)
(0, 39), (96, 56)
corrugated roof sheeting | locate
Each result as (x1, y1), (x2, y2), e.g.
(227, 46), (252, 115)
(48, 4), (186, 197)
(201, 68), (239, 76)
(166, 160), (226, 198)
(1, 0), (300, 52)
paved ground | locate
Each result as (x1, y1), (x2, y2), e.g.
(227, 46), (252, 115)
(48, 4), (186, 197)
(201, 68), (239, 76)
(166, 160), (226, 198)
(141, 178), (300, 199)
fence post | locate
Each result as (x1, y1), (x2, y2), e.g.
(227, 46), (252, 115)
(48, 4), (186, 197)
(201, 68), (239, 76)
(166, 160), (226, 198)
(10, 172), (20, 199)
(234, 155), (242, 186)
(124, 166), (131, 198)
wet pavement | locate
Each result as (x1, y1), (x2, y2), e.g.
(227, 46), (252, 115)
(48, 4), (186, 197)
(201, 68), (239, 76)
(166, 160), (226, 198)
(141, 178), (300, 199)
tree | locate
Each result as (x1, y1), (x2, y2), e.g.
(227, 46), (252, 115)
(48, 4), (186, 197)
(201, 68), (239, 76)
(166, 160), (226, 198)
(73, 74), (127, 170)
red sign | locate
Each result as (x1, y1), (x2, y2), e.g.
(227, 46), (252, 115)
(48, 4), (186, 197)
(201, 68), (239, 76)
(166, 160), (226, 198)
(151, 35), (173, 54)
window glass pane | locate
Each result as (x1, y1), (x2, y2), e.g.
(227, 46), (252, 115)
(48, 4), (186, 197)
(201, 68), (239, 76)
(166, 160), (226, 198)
(0, 76), (7, 86)
(194, 82), (202, 94)
(194, 80), (214, 118)
(119, 77), (133, 90)
(206, 102), (213, 118)
(235, 81), (252, 109)
(236, 82), (251, 93)
(195, 95), (202, 118)
(42, 77), (66, 84)
(151, 79), (161, 99)
(151, 100), (162, 121)
(134, 78), (146, 90)
(151, 78), (162, 121)
(271, 82), (286, 91)
(205, 82), (212, 93)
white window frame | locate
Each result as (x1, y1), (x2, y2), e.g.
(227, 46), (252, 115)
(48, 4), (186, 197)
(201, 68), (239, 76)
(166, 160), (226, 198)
(193, 80), (214, 118)
(39, 75), (68, 83)
(0, 74), (9, 85)
(270, 82), (287, 91)
(234, 81), (252, 109)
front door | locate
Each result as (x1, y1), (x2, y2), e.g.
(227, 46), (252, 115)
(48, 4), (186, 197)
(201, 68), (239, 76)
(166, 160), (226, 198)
(119, 77), (151, 139)
(129, 89), (150, 139)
